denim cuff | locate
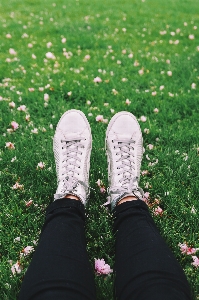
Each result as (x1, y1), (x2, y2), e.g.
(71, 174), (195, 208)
(46, 198), (85, 216)
(113, 199), (149, 216)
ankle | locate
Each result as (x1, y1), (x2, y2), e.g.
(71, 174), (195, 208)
(64, 194), (80, 201)
(117, 196), (137, 206)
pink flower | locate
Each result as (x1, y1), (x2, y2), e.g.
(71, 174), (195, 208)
(11, 121), (19, 130)
(93, 76), (102, 83)
(9, 48), (17, 55)
(100, 187), (106, 193)
(153, 108), (159, 113)
(96, 179), (101, 187)
(62, 37), (67, 43)
(188, 34), (195, 40)
(17, 105), (26, 111)
(46, 52), (56, 59)
(186, 247), (197, 255)
(96, 115), (104, 122)
(140, 116), (147, 122)
(84, 54), (91, 61)
(179, 242), (189, 254)
(96, 179), (106, 193)
(37, 162), (45, 169)
(141, 170), (149, 176)
(154, 206), (163, 216)
(9, 101), (15, 108)
(28, 87), (35, 92)
(167, 71), (172, 76)
(12, 182), (24, 190)
(11, 261), (22, 275)
(31, 128), (38, 134)
(6, 33), (12, 38)
(21, 246), (34, 256)
(147, 144), (154, 150)
(5, 142), (15, 149)
(44, 93), (49, 101)
(143, 192), (150, 202)
(25, 199), (33, 207)
(46, 42), (52, 48)
(25, 114), (30, 121)
(125, 99), (131, 105)
(138, 69), (144, 75)
(192, 256), (199, 268)
(191, 83), (196, 89)
(95, 258), (113, 275)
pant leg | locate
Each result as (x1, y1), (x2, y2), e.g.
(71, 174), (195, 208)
(113, 200), (192, 300)
(19, 199), (96, 300)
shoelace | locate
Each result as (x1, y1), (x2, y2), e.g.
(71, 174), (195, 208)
(55, 137), (94, 200)
(108, 138), (143, 199)
(61, 137), (84, 177)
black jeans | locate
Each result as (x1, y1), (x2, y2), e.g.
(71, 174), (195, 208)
(19, 199), (192, 300)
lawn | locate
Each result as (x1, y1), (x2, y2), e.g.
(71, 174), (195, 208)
(0, 0), (199, 298)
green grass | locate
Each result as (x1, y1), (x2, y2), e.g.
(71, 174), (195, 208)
(0, 0), (199, 298)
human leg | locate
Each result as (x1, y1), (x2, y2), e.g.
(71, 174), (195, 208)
(113, 200), (192, 300)
(105, 111), (192, 300)
(19, 110), (96, 299)
(19, 198), (96, 300)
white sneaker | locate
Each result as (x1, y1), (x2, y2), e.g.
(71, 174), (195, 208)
(105, 111), (144, 210)
(53, 109), (92, 205)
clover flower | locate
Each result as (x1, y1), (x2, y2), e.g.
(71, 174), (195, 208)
(11, 261), (22, 275)
(95, 258), (113, 275)
(192, 256), (199, 268)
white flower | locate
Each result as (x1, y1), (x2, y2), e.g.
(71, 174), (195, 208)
(9, 101), (15, 108)
(46, 52), (56, 59)
(125, 99), (131, 105)
(140, 116), (147, 122)
(188, 34), (195, 40)
(93, 76), (102, 83)
(21, 246), (34, 256)
(44, 93), (49, 101)
(84, 54), (90, 61)
(96, 115), (103, 122)
(167, 71), (172, 76)
(191, 83), (196, 89)
(112, 89), (118, 95)
(138, 69), (144, 75)
(9, 48), (17, 55)
(11, 261), (22, 275)
(46, 42), (52, 48)
(37, 162), (45, 169)
(31, 128), (38, 134)
(11, 156), (17, 162)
